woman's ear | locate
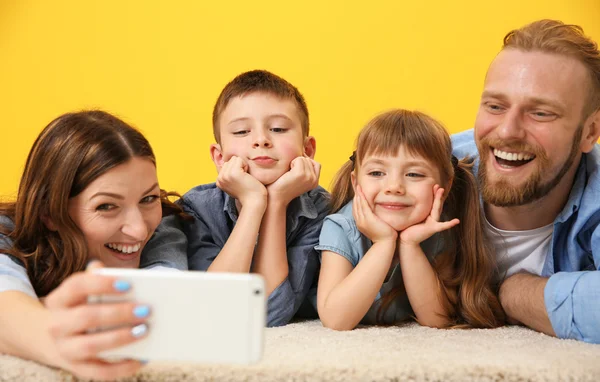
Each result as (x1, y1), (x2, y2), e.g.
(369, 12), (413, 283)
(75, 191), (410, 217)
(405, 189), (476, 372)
(210, 143), (225, 171)
(303, 136), (316, 158)
(42, 216), (58, 232)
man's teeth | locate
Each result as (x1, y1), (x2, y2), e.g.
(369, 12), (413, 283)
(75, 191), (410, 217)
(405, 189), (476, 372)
(493, 149), (534, 161)
(106, 243), (141, 254)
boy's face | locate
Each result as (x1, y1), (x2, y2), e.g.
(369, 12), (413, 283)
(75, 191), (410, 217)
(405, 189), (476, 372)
(211, 92), (315, 185)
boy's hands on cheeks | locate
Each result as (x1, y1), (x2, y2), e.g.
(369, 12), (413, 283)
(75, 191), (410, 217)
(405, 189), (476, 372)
(216, 156), (268, 211)
(267, 156), (320, 206)
(399, 185), (459, 247)
(353, 185), (398, 243)
(43, 261), (148, 381)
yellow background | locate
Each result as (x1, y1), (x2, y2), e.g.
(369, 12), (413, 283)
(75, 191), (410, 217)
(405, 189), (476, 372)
(1, 1), (599, 197)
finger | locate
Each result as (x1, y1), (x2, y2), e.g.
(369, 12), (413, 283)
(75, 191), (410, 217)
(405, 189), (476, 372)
(85, 260), (105, 272)
(45, 273), (124, 309)
(434, 218), (460, 233)
(352, 193), (364, 223)
(56, 324), (149, 362)
(71, 358), (144, 381)
(430, 186), (445, 221)
(309, 159), (321, 179)
(49, 302), (150, 338)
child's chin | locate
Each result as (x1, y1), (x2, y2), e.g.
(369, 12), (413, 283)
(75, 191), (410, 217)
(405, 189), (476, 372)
(253, 171), (286, 186)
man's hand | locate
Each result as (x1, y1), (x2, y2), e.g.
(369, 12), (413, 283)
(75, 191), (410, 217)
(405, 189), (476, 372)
(353, 185), (398, 244)
(267, 156), (320, 206)
(216, 156), (267, 210)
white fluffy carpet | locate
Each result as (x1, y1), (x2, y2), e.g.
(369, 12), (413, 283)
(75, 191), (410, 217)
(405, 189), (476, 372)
(1, 320), (599, 381)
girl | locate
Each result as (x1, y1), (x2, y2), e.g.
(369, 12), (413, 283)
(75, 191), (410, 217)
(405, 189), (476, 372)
(316, 109), (505, 330)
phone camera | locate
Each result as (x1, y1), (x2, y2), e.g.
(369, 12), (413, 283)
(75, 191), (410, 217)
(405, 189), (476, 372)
(254, 289), (262, 295)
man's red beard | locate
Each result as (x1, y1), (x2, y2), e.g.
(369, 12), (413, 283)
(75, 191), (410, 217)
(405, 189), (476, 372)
(476, 127), (582, 207)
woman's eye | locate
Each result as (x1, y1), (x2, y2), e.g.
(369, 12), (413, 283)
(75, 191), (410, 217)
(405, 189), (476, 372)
(141, 195), (159, 204)
(96, 203), (116, 211)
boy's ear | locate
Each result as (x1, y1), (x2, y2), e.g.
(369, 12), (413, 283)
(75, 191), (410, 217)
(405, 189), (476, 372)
(580, 109), (600, 153)
(303, 136), (316, 159)
(210, 143), (225, 171)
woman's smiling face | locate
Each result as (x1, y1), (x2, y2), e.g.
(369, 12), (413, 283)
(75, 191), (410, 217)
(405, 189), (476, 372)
(67, 157), (162, 268)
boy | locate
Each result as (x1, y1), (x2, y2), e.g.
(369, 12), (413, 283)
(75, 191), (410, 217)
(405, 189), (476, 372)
(143, 70), (329, 327)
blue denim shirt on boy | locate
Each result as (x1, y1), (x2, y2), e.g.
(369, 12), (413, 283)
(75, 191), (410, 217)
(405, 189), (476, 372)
(142, 183), (330, 327)
(315, 200), (442, 325)
(453, 129), (600, 344)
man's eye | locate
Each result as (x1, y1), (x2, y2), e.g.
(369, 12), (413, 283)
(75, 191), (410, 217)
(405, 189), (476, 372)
(141, 195), (159, 204)
(96, 204), (116, 211)
(531, 111), (556, 120)
(484, 103), (505, 113)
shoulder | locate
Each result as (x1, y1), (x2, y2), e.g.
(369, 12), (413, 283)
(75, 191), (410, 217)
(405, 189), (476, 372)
(320, 202), (359, 239)
(305, 186), (331, 214)
(180, 183), (226, 214)
(0, 215), (15, 250)
(451, 129), (479, 159)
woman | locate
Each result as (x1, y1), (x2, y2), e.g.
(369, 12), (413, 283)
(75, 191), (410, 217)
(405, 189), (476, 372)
(0, 110), (185, 380)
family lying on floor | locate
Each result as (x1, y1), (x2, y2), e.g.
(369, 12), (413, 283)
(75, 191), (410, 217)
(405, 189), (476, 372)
(1, 18), (599, 381)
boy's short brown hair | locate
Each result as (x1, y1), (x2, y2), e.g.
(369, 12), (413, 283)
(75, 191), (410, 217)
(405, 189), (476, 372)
(212, 70), (310, 143)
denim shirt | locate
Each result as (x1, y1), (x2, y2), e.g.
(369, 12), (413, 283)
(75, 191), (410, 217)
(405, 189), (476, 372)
(315, 201), (442, 325)
(452, 129), (600, 344)
(141, 183), (330, 327)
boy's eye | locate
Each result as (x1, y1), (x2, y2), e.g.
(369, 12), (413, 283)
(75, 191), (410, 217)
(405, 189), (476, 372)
(96, 203), (116, 211)
(233, 130), (249, 135)
(367, 171), (385, 177)
(141, 195), (160, 204)
(270, 127), (287, 133)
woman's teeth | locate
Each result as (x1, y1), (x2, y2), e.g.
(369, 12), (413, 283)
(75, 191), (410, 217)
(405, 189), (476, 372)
(106, 243), (141, 254)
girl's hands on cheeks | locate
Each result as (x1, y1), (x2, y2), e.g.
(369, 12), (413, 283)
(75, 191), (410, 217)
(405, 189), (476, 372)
(353, 185), (397, 243)
(399, 184), (459, 246)
(267, 156), (320, 206)
(216, 156), (267, 210)
(44, 261), (149, 381)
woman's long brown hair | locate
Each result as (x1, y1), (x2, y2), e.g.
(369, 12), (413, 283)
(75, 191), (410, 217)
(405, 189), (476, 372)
(0, 110), (185, 297)
(329, 109), (505, 328)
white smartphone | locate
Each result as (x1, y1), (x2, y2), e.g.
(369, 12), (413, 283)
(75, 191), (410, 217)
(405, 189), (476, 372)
(88, 268), (265, 364)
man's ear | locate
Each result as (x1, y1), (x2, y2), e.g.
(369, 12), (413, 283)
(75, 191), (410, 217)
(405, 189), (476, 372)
(303, 136), (316, 159)
(42, 216), (58, 232)
(580, 109), (600, 153)
(210, 143), (225, 171)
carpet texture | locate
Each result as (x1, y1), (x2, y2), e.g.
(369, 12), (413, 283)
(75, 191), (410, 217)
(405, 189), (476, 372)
(1, 320), (599, 381)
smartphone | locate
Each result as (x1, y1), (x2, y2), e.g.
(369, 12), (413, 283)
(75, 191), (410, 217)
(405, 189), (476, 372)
(88, 268), (265, 364)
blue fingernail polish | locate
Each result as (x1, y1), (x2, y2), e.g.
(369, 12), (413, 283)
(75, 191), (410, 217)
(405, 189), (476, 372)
(131, 323), (148, 337)
(113, 280), (130, 292)
(133, 305), (150, 318)
(139, 359), (149, 365)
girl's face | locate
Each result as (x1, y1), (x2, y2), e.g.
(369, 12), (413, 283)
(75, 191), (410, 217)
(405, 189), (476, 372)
(351, 146), (443, 231)
(67, 157), (163, 268)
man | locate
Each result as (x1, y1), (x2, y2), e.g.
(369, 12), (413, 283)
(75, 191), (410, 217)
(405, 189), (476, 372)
(453, 19), (600, 343)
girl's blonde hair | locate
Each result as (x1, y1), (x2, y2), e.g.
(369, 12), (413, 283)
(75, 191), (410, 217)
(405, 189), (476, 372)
(330, 109), (505, 328)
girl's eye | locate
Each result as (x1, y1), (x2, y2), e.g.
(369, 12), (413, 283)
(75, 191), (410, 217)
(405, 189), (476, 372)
(367, 171), (385, 177)
(141, 195), (160, 204)
(96, 203), (116, 211)
(406, 172), (424, 178)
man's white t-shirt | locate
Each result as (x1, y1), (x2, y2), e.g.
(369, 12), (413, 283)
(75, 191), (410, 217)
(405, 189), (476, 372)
(484, 217), (553, 280)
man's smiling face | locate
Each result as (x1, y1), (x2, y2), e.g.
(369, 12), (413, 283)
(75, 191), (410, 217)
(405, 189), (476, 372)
(474, 48), (592, 207)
